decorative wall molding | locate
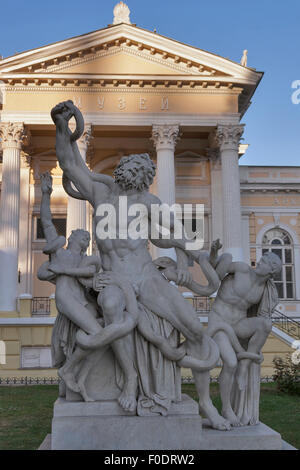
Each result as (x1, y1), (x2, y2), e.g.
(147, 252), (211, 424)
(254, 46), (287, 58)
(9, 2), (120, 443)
(0, 111), (240, 126)
(3, 83), (242, 94)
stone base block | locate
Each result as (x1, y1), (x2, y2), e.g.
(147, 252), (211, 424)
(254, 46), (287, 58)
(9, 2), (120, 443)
(198, 421), (283, 450)
(51, 395), (285, 450)
(51, 394), (202, 450)
(40, 433), (296, 451)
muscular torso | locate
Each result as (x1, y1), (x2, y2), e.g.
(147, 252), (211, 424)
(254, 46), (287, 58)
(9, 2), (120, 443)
(92, 183), (154, 283)
(211, 270), (265, 325)
(50, 249), (87, 307)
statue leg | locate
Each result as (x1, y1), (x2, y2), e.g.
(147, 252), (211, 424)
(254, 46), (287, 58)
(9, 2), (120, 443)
(58, 346), (91, 393)
(55, 298), (103, 393)
(212, 331), (241, 426)
(99, 286), (138, 413)
(76, 351), (101, 402)
(193, 370), (230, 431)
(234, 317), (272, 390)
(56, 295), (103, 335)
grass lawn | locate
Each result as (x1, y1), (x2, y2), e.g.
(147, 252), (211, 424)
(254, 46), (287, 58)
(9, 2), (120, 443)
(0, 383), (299, 450)
(0, 385), (58, 450)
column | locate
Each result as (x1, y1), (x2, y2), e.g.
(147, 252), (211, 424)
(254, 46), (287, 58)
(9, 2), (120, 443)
(151, 124), (180, 206)
(18, 152), (32, 297)
(0, 122), (26, 311)
(215, 124), (244, 261)
(241, 213), (251, 264)
(66, 124), (92, 237)
(148, 171), (159, 260)
(207, 148), (224, 244)
(151, 124), (180, 259)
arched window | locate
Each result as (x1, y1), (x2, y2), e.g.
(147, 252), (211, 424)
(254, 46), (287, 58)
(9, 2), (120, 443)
(262, 228), (294, 299)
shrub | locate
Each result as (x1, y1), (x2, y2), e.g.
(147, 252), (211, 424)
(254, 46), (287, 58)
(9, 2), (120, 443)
(273, 354), (300, 395)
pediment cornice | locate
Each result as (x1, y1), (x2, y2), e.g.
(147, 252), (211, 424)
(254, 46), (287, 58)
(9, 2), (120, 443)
(0, 24), (261, 82)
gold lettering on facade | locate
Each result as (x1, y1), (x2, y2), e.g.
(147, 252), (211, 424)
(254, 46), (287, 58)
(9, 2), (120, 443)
(97, 97), (105, 109)
(118, 97), (126, 110)
(161, 97), (169, 110)
(139, 97), (147, 110)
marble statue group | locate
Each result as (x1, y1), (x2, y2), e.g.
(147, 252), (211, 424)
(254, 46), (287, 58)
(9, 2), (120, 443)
(38, 100), (282, 431)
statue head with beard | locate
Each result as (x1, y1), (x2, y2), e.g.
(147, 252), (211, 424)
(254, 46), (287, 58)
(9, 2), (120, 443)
(113, 153), (156, 191)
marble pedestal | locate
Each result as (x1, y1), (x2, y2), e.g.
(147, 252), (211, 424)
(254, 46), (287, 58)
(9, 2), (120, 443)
(50, 395), (285, 450)
(50, 398), (284, 450)
(51, 394), (203, 450)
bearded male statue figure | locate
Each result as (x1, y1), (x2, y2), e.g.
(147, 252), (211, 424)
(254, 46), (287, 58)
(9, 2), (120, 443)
(50, 100), (235, 431)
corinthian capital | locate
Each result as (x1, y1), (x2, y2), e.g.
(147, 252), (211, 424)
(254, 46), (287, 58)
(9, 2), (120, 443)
(151, 124), (180, 151)
(0, 122), (27, 149)
(215, 124), (244, 151)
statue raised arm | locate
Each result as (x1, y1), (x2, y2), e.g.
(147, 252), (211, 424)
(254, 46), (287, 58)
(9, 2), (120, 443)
(51, 100), (114, 205)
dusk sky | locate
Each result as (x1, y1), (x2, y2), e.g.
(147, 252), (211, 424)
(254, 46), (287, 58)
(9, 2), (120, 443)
(0, 0), (299, 166)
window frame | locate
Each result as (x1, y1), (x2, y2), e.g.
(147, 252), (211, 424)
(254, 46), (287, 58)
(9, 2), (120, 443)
(33, 215), (67, 242)
(261, 228), (295, 300)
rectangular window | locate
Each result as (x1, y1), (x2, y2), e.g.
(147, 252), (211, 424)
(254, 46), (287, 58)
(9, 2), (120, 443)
(286, 283), (294, 299)
(285, 266), (292, 282)
(36, 217), (66, 240)
(285, 249), (292, 264)
(263, 245), (295, 300)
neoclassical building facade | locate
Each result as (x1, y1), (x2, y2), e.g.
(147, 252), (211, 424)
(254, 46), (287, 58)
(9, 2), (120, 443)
(0, 6), (298, 376)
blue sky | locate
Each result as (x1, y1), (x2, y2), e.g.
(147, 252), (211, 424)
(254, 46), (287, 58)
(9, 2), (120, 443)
(0, 0), (299, 166)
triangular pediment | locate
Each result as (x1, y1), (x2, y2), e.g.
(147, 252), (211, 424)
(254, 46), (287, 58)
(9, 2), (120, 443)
(0, 24), (261, 82)
(45, 48), (197, 76)
(0, 23), (262, 116)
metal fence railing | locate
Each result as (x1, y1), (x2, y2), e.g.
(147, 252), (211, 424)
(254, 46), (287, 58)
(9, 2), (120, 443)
(0, 376), (276, 386)
(31, 297), (50, 315)
(272, 309), (300, 340)
(0, 376), (59, 385)
(182, 376), (275, 384)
